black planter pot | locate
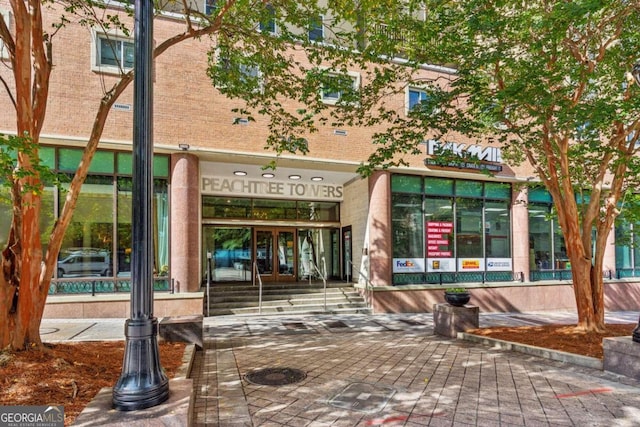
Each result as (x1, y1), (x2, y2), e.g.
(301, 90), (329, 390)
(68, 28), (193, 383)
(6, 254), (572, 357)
(444, 291), (470, 307)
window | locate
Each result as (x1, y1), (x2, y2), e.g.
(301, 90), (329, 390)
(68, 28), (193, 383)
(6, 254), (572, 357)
(407, 87), (440, 116)
(204, 0), (217, 15)
(408, 88), (429, 111)
(0, 9), (10, 59)
(93, 33), (134, 73)
(321, 72), (360, 105)
(214, 50), (262, 92)
(308, 15), (324, 42)
(259, 4), (276, 34)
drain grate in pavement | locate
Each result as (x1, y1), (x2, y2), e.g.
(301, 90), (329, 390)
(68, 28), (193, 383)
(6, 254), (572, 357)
(282, 322), (308, 330)
(328, 382), (396, 413)
(244, 367), (307, 386)
(323, 320), (349, 328)
(399, 318), (425, 326)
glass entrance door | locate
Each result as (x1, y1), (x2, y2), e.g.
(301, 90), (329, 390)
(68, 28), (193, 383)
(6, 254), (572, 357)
(255, 228), (296, 281)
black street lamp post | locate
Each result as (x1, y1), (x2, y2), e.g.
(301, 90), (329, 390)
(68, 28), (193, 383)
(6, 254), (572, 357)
(112, 0), (169, 410)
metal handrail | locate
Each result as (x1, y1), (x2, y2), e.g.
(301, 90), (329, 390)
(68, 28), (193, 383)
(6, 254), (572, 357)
(348, 260), (374, 313)
(310, 257), (328, 311)
(252, 261), (263, 315)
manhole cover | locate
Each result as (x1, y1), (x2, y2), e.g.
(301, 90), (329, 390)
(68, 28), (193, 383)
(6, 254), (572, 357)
(328, 382), (396, 413)
(324, 320), (348, 328)
(39, 327), (60, 335)
(244, 367), (307, 386)
(282, 322), (308, 330)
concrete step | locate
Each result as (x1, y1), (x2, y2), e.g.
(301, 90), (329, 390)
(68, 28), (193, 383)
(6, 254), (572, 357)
(206, 294), (366, 309)
(203, 284), (369, 317)
(204, 282), (348, 293)
(206, 303), (372, 317)
(206, 289), (362, 303)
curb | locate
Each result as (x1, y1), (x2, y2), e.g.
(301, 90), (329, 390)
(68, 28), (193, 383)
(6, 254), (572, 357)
(459, 332), (603, 370)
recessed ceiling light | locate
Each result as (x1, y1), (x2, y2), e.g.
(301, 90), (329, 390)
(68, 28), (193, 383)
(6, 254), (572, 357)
(311, 176), (323, 182)
(288, 174), (301, 180)
(262, 172), (275, 178)
(234, 171), (247, 176)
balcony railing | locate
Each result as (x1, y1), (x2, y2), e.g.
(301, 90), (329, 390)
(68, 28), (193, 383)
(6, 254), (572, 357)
(48, 277), (171, 295)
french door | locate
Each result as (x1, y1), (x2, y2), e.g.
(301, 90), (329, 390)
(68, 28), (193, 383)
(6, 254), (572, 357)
(254, 228), (296, 282)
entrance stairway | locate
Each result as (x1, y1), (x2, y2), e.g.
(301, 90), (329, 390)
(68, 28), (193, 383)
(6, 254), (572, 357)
(202, 280), (371, 316)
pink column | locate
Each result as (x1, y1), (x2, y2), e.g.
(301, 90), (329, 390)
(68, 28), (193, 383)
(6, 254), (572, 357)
(512, 184), (530, 282)
(170, 153), (200, 292)
(603, 225), (616, 276)
(368, 171), (392, 286)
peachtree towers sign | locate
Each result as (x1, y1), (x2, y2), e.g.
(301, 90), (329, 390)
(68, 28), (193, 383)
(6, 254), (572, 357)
(201, 176), (344, 201)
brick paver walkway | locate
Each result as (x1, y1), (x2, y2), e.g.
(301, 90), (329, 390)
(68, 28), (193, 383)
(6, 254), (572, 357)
(192, 313), (640, 426)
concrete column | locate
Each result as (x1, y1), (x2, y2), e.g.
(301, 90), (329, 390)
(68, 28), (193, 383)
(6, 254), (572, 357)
(170, 153), (200, 292)
(603, 225), (616, 276)
(368, 171), (392, 286)
(512, 184), (530, 282)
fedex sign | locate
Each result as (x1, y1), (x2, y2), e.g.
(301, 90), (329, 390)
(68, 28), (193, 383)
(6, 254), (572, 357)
(393, 258), (425, 273)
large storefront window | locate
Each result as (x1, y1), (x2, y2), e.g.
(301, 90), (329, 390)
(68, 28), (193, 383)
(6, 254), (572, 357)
(392, 175), (512, 285)
(202, 226), (252, 282)
(528, 187), (568, 280)
(0, 184), (55, 253)
(58, 175), (114, 277)
(615, 218), (640, 277)
(33, 147), (171, 282)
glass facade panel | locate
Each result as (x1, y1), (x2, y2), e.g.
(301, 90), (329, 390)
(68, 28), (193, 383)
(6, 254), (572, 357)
(252, 199), (297, 220)
(485, 200), (510, 258)
(58, 175), (114, 278)
(0, 186), (10, 247)
(40, 146), (55, 169)
(455, 180), (483, 198)
(485, 182), (511, 199)
(202, 196), (339, 222)
(202, 196), (251, 218)
(425, 197), (454, 258)
(615, 222), (633, 269)
(298, 201), (339, 221)
(154, 155), (169, 178)
(425, 177), (453, 195)
(391, 174), (422, 193)
(117, 177), (132, 277)
(202, 226), (252, 282)
(391, 193), (423, 258)
(529, 186), (552, 203)
(58, 148), (83, 172)
(117, 153), (132, 175)
(456, 198), (483, 257)
(528, 202), (553, 270)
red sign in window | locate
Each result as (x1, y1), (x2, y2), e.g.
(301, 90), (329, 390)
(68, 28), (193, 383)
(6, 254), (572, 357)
(426, 221), (453, 257)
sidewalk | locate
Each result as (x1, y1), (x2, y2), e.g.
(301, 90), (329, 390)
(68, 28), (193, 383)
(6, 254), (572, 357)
(43, 311), (640, 426)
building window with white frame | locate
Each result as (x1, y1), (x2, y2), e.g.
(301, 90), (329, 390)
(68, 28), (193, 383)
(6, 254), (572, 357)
(204, 0), (218, 15)
(407, 87), (429, 112)
(214, 49), (263, 93)
(321, 71), (360, 105)
(94, 33), (134, 73)
(308, 15), (324, 42)
(259, 3), (276, 34)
